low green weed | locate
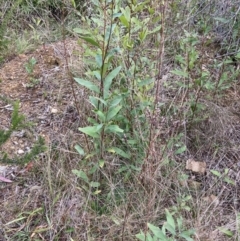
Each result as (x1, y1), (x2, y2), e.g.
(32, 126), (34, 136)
(136, 209), (195, 241)
(0, 101), (46, 165)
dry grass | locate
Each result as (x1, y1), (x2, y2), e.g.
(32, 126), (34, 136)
(1, 1), (240, 241)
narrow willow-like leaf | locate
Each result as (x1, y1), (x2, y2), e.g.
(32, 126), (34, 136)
(175, 145), (186, 154)
(89, 96), (107, 108)
(72, 170), (89, 183)
(95, 110), (106, 122)
(210, 170), (221, 177)
(93, 71), (101, 80)
(137, 78), (154, 87)
(89, 96), (98, 109)
(105, 24), (116, 42)
(70, 0), (76, 8)
(104, 66), (122, 98)
(165, 209), (175, 231)
(135, 231), (146, 241)
(147, 223), (166, 239)
(74, 144), (85, 155)
(105, 125), (123, 134)
(171, 69), (188, 78)
(73, 28), (90, 35)
(78, 125), (103, 138)
(121, 6), (131, 21)
(119, 15), (129, 28)
(109, 95), (122, 107)
(179, 230), (195, 241)
(164, 222), (176, 236)
(108, 147), (130, 159)
(89, 181), (100, 188)
(74, 78), (100, 93)
(95, 55), (102, 68)
(106, 105), (122, 121)
(79, 36), (100, 48)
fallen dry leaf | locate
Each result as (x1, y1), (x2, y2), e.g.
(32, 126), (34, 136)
(203, 194), (219, 206)
(0, 175), (13, 183)
(186, 159), (206, 174)
(188, 180), (201, 190)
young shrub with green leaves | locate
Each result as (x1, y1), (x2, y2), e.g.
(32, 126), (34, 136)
(0, 101), (46, 165)
(136, 210), (195, 241)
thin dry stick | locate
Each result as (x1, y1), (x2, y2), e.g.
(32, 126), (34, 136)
(142, 1), (166, 181)
(98, 0), (114, 159)
(140, 2), (166, 239)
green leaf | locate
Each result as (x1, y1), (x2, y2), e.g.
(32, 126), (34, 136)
(106, 47), (122, 59)
(165, 209), (175, 231)
(74, 144), (85, 155)
(164, 222), (176, 235)
(224, 177), (235, 185)
(89, 96), (98, 108)
(95, 110), (106, 122)
(214, 17), (229, 23)
(95, 55), (102, 68)
(236, 51), (240, 59)
(93, 70), (101, 80)
(137, 78), (154, 87)
(89, 181), (100, 188)
(106, 105), (122, 121)
(89, 96), (107, 108)
(146, 233), (154, 241)
(99, 159), (105, 168)
(78, 125), (103, 138)
(70, 0), (76, 8)
(109, 95), (122, 107)
(104, 66), (122, 98)
(177, 217), (183, 230)
(179, 230), (195, 241)
(108, 147), (130, 159)
(105, 24), (116, 42)
(117, 166), (128, 173)
(147, 223), (166, 239)
(74, 78), (100, 93)
(149, 25), (161, 34)
(72, 170), (89, 183)
(139, 28), (148, 42)
(105, 125), (124, 134)
(210, 170), (221, 177)
(73, 28), (90, 35)
(136, 231), (146, 241)
(175, 145), (186, 154)
(171, 69), (188, 78)
(121, 6), (131, 21)
(113, 13), (122, 19)
(119, 15), (129, 28)
(218, 228), (233, 237)
(79, 36), (100, 48)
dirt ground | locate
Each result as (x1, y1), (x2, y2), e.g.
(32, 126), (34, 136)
(0, 38), (86, 157)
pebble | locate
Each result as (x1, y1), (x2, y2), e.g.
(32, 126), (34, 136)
(17, 149), (24, 154)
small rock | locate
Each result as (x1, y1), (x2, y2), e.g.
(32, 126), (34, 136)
(51, 107), (58, 114)
(25, 146), (31, 152)
(17, 149), (24, 154)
